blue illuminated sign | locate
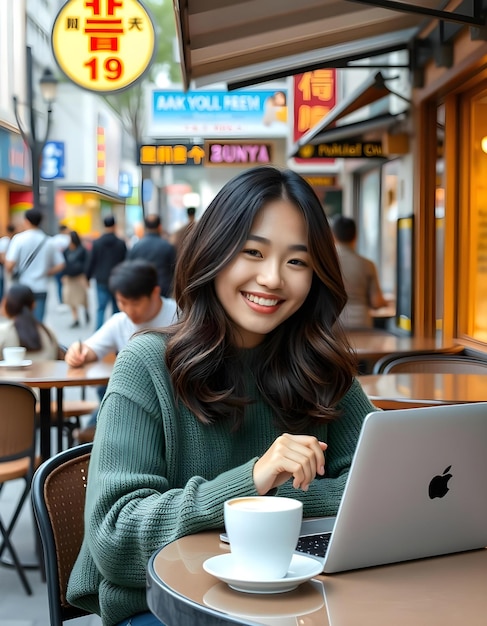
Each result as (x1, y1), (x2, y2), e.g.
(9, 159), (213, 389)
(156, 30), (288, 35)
(41, 141), (65, 179)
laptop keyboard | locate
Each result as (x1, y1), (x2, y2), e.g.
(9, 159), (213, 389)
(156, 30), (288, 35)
(296, 532), (332, 558)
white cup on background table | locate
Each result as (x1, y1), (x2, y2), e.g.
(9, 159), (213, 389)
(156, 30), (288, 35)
(3, 346), (26, 365)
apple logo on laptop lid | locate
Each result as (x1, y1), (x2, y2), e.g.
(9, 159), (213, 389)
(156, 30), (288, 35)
(428, 465), (453, 499)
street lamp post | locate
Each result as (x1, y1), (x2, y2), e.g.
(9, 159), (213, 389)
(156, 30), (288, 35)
(13, 46), (58, 222)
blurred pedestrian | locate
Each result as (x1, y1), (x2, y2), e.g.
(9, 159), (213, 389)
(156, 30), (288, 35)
(127, 214), (176, 297)
(170, 206), (196, 253)
(5, 209), (65, 322)
(62, 230), (90, 328)
(331, 215), (389, 329)
(0, 223), (15, 301)
(0, 284), (59, 361)
(85, 215), (126, 329)
(51, 222), (71, 304)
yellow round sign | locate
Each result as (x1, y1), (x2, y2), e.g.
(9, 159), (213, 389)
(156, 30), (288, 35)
(52, 0), (156, 93)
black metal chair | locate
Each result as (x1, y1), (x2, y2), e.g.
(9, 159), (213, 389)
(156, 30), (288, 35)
(0, 381), (38, 594)
(51, 344), (98, 449)
(372, 352), (487, 374)
(31, 443), (93, 624)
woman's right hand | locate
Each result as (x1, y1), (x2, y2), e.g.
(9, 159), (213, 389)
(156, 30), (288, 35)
(253, 433), (327, 495)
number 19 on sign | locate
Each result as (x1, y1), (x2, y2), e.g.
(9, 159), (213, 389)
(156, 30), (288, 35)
(52, 0), (155, 93)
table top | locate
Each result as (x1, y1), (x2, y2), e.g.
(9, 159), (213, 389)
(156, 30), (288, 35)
(147, 531), (487, 626)
(358, 372), (487, 407)
(0, 359), (113, 388)
(348, 331), (462, 360)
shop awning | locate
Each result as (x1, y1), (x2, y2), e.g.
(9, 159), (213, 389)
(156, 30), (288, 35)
(289, 113), (405, 158)
(297, 113), (401, 146)
(289, 70), (408, 156)
(58, 185), (126, 204)
(173, 0), (484, 89)
(187, 28), (415, 91)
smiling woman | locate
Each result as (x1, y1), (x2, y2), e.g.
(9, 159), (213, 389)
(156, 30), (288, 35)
(214, 197), (313, 348)
(66, 166), (377, 626)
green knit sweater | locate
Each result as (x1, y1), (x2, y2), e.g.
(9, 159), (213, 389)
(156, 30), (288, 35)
(67, 331), (376, 625)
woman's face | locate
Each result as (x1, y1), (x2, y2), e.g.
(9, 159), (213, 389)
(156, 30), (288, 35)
(215, 198), (313, 348)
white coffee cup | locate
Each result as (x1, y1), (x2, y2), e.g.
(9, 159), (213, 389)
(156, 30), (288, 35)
(3, 346), (26, 365)
(224, 496), (303, 580)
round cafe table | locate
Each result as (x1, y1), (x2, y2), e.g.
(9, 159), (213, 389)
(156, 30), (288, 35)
(147, 531), (487, 626)
(147, 531), (328, 626)
(0, 360), (113, 460)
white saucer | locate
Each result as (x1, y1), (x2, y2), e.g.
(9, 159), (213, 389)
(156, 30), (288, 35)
(203, 553), (323, 594)
(0, 359), (32, 369)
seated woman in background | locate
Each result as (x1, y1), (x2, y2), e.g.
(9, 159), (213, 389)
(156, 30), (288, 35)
(0, 284), (59, 361)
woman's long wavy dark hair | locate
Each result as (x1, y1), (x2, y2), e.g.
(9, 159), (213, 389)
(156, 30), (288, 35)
(165, 166), (357, 431)
(4, 284), (56, 351)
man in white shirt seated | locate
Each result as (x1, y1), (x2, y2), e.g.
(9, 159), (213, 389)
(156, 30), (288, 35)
(64, 258), (178, 441)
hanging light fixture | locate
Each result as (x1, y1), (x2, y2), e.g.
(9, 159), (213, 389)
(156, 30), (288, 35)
(39, 68), (58, 105)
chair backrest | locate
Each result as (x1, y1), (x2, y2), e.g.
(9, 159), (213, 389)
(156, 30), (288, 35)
(379, 354), (487, 375)
(371, 351), (464, 374)
(0, 381), (37, 468)
(31, 444), (93, 625)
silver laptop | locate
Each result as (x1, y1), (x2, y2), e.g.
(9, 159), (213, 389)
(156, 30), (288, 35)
(295, 402), (487, 573)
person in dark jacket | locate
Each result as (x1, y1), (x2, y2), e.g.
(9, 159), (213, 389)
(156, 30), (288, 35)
(62, 231), (90, 328)
(85, 216), (126, 329)
(127, 214), (176, 297)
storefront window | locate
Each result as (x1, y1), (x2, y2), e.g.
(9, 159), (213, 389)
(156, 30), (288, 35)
(356, 164), (398, 301)
(464, 89), (487, 341)
(435, 104), (445, 333)
(357, 168), (381, 268)
(380, 161), (399, 297)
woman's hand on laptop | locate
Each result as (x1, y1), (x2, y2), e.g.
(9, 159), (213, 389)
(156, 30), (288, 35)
(253, 434), (327, 494)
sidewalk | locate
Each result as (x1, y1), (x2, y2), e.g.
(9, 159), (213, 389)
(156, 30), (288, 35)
(0, 280), (102, 626)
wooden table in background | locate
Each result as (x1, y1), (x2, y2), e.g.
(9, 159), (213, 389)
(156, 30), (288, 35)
(370, 304), (396, 329)
(147, 531), (487, 626)
(358, 372), (487, 409)
(348, 330), (463, 368)
(0, 360), (113, 460)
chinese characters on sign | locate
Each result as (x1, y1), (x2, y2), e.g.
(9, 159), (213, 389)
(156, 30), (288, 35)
(52, 0), (155, 93)
(139, 144), (206, 167)
(138, 142), (274, 167)
(293, 70), (336, 164)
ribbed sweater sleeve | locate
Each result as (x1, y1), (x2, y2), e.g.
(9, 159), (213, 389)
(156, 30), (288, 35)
(67, 333), (376, 625)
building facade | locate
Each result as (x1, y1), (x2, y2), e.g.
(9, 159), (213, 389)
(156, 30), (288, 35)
(0, 0), (133, 238)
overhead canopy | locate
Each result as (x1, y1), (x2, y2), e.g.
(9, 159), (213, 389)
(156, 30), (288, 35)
(173, 0), (486, 89)
(289, 113), (404, 158)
